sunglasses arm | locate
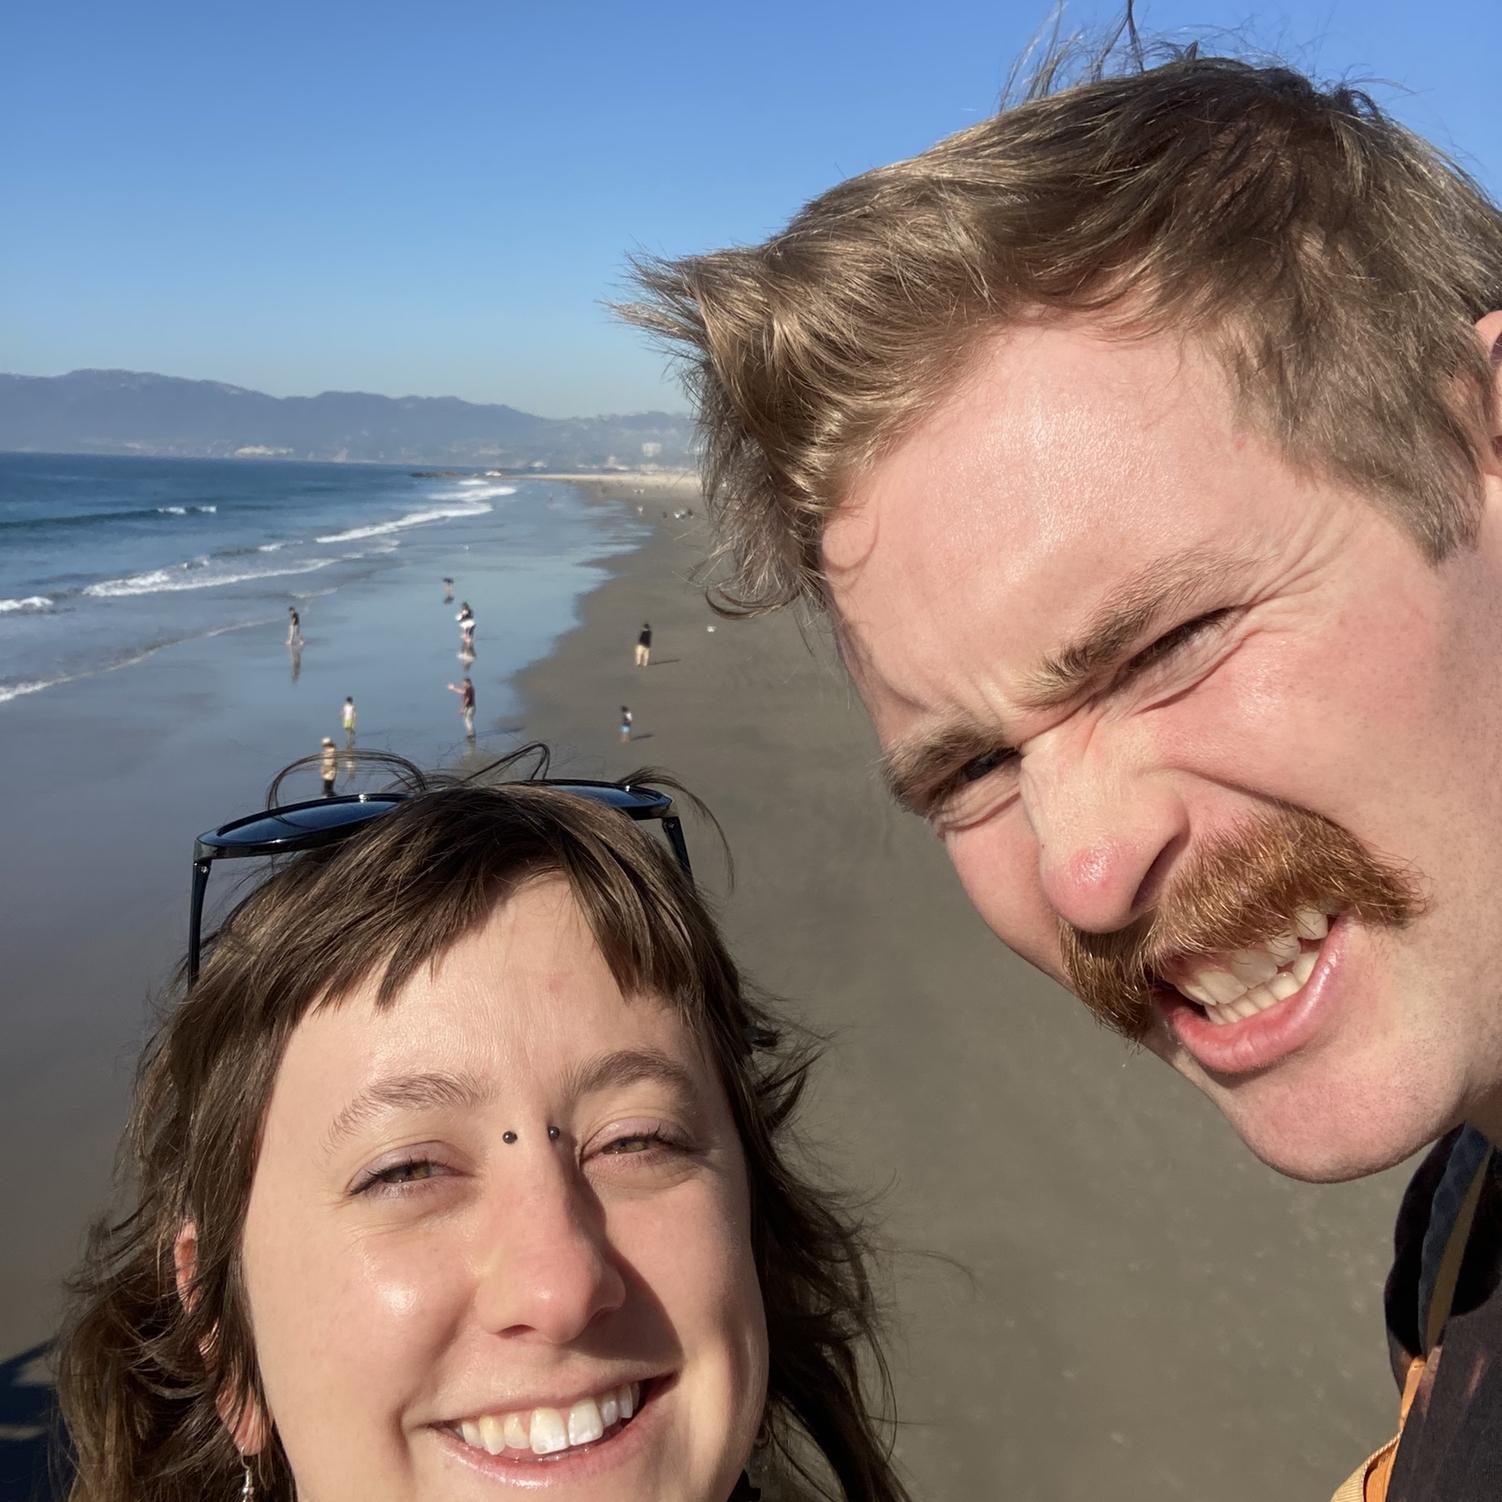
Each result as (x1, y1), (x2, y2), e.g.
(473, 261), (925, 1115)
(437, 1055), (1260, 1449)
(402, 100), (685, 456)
(188, 856), (212, 985)
(661, 815), (692, 878)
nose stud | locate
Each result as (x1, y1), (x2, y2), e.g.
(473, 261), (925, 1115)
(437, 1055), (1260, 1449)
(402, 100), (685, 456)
(500, 1128), (561, 1145)
(548, 1125), (561, 1142)
(502, 1131), (517, 1145)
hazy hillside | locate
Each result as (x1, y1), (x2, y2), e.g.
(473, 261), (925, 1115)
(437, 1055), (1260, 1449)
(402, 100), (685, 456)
(0, 369), (697, 468)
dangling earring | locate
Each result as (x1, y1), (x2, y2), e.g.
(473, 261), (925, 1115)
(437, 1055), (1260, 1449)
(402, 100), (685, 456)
(240, 1456), (255, 1500)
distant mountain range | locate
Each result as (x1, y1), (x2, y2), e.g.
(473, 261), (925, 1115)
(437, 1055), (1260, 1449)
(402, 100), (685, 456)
(0, 369), (698, 469)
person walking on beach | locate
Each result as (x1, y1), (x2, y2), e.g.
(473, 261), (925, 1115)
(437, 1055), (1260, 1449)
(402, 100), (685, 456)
(318, 736), (337, 796)
(619, 705), (633, 743)
(443, 576), (455, 603)
(457, 601), (476, 654)
(286, 606), (302, 647)
(447, 676), (476, 739)
(635, 621), (652, 668)
(341, 695), (356, 743)
(629, 28), (1502, 1499)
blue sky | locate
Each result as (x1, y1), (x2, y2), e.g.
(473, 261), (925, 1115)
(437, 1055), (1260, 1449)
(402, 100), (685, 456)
(4, 0), (1497, 417)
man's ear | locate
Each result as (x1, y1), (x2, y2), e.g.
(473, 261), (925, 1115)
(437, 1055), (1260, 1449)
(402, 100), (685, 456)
(173, 1221), (270, 1456)
(1476, 311), (1502, 467)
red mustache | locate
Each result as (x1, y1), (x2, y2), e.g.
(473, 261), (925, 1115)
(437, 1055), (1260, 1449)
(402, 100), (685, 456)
(1060, 808), (1424, 1041)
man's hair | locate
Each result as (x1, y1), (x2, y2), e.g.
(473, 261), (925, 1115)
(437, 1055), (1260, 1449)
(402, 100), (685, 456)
(57, 765), (909, 1502)
(624, 28), (1502, 613)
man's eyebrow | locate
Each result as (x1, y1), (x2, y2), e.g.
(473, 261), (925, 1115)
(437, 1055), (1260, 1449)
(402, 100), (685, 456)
(879, 717), (1006, 817)
(322, 1068), (492, 1157)
(877, 546), (1259, 816)
(560, 1046), (700, 1105)
(1017, 546), (1256, 710)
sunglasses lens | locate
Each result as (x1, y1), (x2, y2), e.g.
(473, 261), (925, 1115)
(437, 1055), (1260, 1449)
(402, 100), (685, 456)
(551, 783), (670, 815)
(203, 796), (405, 853)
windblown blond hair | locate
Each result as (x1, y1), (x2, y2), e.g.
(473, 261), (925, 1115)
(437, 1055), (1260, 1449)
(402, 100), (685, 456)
(624, 28), (1502, 614)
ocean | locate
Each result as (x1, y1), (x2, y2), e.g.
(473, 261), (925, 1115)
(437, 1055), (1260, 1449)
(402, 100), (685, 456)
(0, 453), (639, 713)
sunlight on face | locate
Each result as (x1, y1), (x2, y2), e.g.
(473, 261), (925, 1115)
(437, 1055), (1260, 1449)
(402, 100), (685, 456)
(826, 320), (1502, 1181)
(240, 878), (768, 1501)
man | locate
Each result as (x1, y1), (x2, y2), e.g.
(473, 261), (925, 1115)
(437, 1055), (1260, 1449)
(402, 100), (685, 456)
(626, 33), (1502, 1502)
(636, 621), (653, 667)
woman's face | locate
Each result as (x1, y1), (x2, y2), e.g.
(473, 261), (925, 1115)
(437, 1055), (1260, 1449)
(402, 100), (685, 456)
(239, 878), (768, 1500)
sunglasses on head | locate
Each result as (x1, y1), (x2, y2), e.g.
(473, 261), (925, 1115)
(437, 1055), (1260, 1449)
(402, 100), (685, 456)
(188, 780), (691, 984)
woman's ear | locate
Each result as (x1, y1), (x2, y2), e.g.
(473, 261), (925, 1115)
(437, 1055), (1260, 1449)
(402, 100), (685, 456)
(173, 1221), (270, 1456)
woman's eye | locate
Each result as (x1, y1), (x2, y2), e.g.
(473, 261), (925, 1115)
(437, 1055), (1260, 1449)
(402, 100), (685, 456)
(353, 1157), (447, 1196)
(600, 1128), (673, 1157)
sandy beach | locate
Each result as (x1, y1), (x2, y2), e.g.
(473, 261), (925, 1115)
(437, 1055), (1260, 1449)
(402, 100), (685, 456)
(1, 475), (1406, 1500)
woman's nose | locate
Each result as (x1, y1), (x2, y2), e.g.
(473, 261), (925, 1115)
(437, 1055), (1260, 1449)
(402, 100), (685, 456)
(473, 1173), (627, 1344)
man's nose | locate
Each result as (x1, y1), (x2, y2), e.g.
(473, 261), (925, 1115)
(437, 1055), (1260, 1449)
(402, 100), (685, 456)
(1021, 743), (1186, 935)
(473, 1169), (627, 1344)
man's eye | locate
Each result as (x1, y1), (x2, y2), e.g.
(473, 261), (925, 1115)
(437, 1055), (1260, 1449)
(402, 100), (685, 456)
(1126, 609), (1235, 675)
(959, 749), (1014, 784)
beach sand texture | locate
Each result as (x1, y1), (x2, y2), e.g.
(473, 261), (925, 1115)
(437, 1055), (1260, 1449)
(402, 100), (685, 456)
(0, 478), (1404, 1499)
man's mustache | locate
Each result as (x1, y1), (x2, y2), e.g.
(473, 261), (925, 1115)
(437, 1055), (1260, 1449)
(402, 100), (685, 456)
(1060, 808), (1425, 1041)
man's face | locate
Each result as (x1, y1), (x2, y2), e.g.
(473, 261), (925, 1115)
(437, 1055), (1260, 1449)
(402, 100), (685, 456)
(823, 321), (1502, 1181)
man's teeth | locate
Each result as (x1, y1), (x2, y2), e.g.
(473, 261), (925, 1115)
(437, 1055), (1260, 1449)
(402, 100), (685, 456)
(458, 1383), (641, 1459)
(1170, 908), (1332, 1026)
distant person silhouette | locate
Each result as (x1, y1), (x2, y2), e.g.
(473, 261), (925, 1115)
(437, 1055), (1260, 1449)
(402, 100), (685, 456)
(443, 576), (455, 603)
(635, 622), (652, 668)
(286, 606), (303, 647)
(619, 705), (633, 743)
(446, 676), (476, 739)
(319, 737), (337, 796)
(341, 696), (357, 744)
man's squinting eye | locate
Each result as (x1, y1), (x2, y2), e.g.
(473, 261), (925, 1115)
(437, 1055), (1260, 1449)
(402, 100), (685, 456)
(1121, 608), (1237, 680)
(958, 748), (1016, 784)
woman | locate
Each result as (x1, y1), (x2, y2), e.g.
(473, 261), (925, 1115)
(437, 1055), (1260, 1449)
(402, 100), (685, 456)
(58, 753), (907, 1502)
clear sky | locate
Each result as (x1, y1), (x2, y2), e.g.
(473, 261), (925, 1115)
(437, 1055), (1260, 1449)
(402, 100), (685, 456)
(4, 0), (1497, 417)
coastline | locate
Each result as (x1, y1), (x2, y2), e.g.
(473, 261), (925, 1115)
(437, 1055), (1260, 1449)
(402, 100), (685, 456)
(1, 474), (1409, 1500)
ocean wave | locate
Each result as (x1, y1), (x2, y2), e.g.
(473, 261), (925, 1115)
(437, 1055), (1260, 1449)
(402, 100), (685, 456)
(0, 595), (54, 614)
(83, 556), (339, 599)
(0, 501), (223, 532)
(0, 678), (58, 705)
(315, 500), (495, 544)
(258, 539), (298, 552)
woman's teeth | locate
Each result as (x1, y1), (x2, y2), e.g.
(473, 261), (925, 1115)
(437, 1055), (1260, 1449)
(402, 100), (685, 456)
(1166, 908), (1333, 1026)
(457, 1382), (641, 1458)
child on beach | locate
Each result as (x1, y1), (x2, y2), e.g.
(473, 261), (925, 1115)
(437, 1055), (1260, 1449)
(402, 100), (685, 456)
(446, 676), (476, 738)
(620, 704), (633, 743)
(456, 602), (476, 653)
(286, 606), (302, 647)
(341, 696), (356, 741)
(318, 737), (337, 795)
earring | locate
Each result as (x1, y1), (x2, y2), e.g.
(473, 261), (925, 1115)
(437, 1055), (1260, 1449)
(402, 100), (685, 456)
(240, 1457), (255, 1500)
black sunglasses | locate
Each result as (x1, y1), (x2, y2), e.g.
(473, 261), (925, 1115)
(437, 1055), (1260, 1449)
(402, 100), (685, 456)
(188, 781), (691, 984)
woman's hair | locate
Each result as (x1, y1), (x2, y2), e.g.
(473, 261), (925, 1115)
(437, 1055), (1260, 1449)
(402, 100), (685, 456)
(57, 754), (908, 1502)
(622, 19), (1502, 613)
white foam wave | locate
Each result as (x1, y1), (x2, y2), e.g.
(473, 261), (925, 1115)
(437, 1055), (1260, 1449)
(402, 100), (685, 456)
(84, 556), (338, 599)
(315, 500), (495, 544)
(0, 679), (58, 704)
(258, 540), (296, 552)
(199, 504), (217, 513)
(158, 505), (187, 515)
(0, 595), (54, 614)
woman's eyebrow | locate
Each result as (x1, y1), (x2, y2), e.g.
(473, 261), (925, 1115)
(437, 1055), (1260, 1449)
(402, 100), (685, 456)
(561, 1046), (700, 1105)
(321, 1068), (492, 1158)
